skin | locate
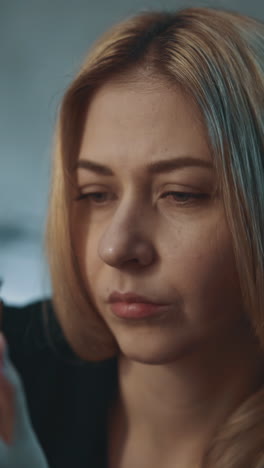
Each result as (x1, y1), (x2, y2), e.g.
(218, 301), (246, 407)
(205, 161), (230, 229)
(0, 325), (14, 445)
(73, 77), (263, 468)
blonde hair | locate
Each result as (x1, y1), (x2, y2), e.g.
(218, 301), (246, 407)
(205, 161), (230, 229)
(45, 6), (264, 466)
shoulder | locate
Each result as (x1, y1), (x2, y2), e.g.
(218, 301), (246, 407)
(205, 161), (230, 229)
(0, 298), (119, 415)
(0, 297), (118, 386)
(1, 298), (55, 356)
(0, 298), (118, 466)
(1, 297), (49, 332)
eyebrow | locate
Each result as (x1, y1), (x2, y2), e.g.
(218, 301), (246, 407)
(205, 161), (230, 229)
(75, 155), (214, 175)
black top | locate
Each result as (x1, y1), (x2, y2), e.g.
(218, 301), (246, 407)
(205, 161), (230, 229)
(1, 299), (118, 468)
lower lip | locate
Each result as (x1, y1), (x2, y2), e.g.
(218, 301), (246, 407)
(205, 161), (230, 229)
(109, 302), (169, 319)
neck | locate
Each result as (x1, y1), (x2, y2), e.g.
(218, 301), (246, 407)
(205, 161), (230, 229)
(110, 325), (263, 468)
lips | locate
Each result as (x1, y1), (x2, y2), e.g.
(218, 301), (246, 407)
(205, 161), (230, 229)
(107, 291), (167, 305)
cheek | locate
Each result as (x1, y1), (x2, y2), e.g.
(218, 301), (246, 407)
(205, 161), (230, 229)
(72, 216), (101, 286)
(162, 221), (243, 324)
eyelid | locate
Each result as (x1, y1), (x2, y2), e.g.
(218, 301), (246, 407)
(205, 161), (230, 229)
(76, 183), (111, 190)
(74, 189), (210, 206)
(75, 174), (218, 199)
(76, 181), (204, 191)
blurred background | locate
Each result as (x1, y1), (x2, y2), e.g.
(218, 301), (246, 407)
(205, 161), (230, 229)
(1, 0), (262, 305)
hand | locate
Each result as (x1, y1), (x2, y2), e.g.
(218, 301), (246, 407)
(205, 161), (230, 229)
(0, 331), (49, 467)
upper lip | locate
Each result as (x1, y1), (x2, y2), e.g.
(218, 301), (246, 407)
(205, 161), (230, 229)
(108, 291), (166, 304)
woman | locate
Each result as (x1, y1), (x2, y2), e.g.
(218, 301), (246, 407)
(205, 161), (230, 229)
(1, 5), (264, 468)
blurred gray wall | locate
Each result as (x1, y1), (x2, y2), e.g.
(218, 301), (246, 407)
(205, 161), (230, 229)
(1, 0), (263, 305)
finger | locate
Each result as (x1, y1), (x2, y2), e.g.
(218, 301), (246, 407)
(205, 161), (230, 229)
(0, 332), (4, 352)
(0, 333), (49, 467)
(0, 374), (14, 444)
(0, 334), (15, 444)
(0, 333), (38, 441)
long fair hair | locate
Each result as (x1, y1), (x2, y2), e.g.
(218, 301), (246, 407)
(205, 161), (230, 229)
(45, 7), (264, 466)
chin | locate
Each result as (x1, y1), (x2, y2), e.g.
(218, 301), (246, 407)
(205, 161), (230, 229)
(117, 338), (197, 365)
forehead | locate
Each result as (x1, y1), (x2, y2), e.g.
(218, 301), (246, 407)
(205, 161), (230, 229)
(78, 79), (212, 172)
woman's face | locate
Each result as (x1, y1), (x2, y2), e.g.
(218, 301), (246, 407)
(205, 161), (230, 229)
(73, 78), (247, 364)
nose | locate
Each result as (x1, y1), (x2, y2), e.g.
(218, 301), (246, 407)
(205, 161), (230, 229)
(98, 203), (156, 268)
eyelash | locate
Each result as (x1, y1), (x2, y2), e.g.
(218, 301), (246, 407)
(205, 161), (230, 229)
(74, 191), (208, 205)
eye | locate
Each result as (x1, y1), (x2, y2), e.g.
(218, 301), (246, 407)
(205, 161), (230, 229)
(74, 190), (209, 206)
(74, 192), (112, 204)
(160, 191), (209, 204)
